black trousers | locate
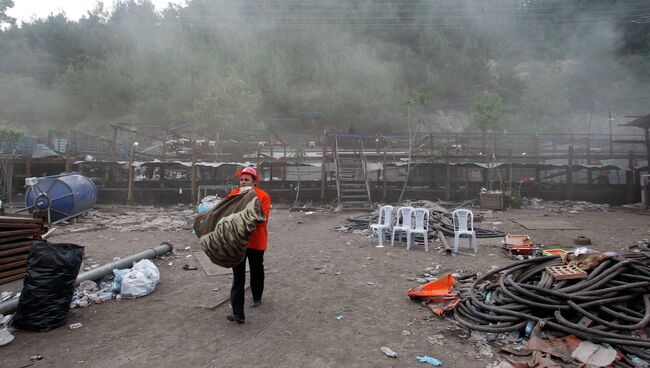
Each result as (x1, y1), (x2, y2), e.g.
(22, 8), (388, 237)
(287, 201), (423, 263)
(230, 248), (265, 318)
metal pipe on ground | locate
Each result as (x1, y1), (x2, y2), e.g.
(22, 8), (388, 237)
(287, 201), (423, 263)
(0, 242), (173, 315)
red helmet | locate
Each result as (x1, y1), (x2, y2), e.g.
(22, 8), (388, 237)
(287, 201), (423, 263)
(237, 167), (258, 183)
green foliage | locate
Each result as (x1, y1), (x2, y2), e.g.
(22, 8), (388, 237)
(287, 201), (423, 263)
(290, 143), (306, 165)
(518, 67), (571, 133)
(191, 72), (263, 131)
(472, 92), (510, 133)
(0, 0), (649, 136)
(0, 0), (14, 27)
(0, 128), (22, 142)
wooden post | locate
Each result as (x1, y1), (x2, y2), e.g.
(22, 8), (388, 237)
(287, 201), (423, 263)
(627, 150), (636, 203)
(464, 166), (469, 199)
(534, 135), (540, 182)
(215, 130), (220, 161)
(445, 145), (451, 201)
(567, 145), (574, 200)
(586, 136), (592, 183)
(112, 127), (119, 159)
(508, 149), (513, 190)
(382, 146), (387, 202)
(127, 144), (135, 204)
(609, 110), (613, 157)
(269, 134), (274, 182)
(65, 149), (72, 173)
(645, 128), (650, 176)
(161, 130), (167, 161)
(65, 130), (72, 173)
(25, 156), (32, 178)
(191, 140), (197, 204)
(256, 145), (261, 180)
(320, 135), (328, 201)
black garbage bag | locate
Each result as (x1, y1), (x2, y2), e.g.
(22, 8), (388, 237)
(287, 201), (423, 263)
(12, 241), (84, 331)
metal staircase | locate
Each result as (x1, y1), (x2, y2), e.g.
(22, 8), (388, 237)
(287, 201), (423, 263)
(334, 137), (372, 211)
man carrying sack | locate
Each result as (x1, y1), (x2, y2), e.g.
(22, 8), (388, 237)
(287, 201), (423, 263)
(193, 167), (271, 324)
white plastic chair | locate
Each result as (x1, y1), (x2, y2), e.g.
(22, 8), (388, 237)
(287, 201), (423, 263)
(370, 205), (394, 247)
(391, 207), (414, 246)
(407, 208), (429, 251)
(452, 209), (477, 253)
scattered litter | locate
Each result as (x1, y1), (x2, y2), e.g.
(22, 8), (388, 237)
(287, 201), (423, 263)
(380, 346), (398, 358)
(415, 356), (442, 366)
(336, 315), (344, 320)
(524, 198), (609, 213)
(211, 288), (221, 291)
(0, 328), (14, 346)
(182, 264), (198, 271)
(68, 323), (83, 329)
(66, 208), (195, 232)
(477, 344), (493, 358)
(0, 291), (12, 302)
(571, 341), (617, 367)
(30, 355), (43, 361)
(466, 351), (481, 360)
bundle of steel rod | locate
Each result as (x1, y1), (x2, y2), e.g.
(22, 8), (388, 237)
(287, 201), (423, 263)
(452, 254), (650, 362)
(342, 211), (505, 238)
(0, 213), (47, 285)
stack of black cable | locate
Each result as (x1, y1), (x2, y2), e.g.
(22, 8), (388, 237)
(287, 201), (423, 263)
(452, 254), (650, 363)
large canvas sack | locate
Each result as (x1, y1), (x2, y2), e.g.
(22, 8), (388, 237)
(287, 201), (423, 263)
(193, 189), (266, 268)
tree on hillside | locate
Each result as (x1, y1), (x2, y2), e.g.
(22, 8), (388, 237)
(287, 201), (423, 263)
(192, 72), (263, 131)
(518, 68), (570, 133)
(0, 0), (15, 27)
(472, 92), (510, 134)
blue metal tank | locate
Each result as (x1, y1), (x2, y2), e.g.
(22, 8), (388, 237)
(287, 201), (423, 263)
(25, 173), (97, 223)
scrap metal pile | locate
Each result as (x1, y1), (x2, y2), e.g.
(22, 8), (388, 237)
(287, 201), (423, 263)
(451, 251), (650, 363)
(0, 214), (47, 285)
(341, 201), (505, 239)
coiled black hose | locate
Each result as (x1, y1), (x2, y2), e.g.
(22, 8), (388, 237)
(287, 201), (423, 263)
(450, 253), (650, 355)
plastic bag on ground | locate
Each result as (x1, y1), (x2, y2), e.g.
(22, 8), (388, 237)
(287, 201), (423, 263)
(131, 259), (160, 284)
(120, 260), (160, 298)
(12, 241), (84, 331)
(112, 268), (130, 293)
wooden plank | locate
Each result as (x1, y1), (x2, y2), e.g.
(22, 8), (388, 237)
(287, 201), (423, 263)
(0, 240), (32, 251)
(0, 228), (45, 237)
(0, 273), (25, 285)
(0, 245), (32, 257)
(0, 223), (43, 229)
(437, 230), (452, 253)
(0, 260), (27, 271)
(0, 235), (40, 245)
(0, 254), (28, 265)
(0, 266), (27, 279)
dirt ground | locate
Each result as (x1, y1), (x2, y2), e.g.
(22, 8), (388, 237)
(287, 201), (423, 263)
(2, 205), (650, 368)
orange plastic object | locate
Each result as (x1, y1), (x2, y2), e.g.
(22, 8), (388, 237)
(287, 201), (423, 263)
(543, 249), (568, 256)
(503, 233), (536, 256)
(407, 273), (455, 298)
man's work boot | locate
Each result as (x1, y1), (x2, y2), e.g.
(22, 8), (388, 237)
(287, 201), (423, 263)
(251, 299), (262, 308)
(227, 314), (245, 324)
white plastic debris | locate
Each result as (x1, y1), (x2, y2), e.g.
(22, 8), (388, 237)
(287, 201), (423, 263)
(380, 346), (398, 358)
(571, 341), (617, 367)
(0, 328), (14, 346)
